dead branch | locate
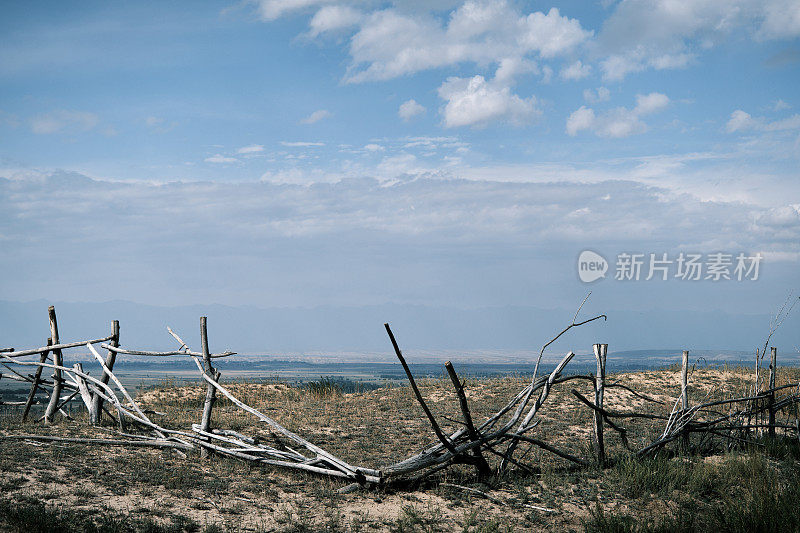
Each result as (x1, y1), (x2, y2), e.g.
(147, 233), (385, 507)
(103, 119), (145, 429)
(384, 323), (458, 455)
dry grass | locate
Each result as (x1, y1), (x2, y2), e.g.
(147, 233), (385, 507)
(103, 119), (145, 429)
(1, 367), (799, 532)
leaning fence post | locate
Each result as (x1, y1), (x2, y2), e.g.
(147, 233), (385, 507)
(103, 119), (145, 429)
(200, 316), (219, 458)
(90, 320), (119, 424)
(681, 350), (690, 450)
(44, 306), (63, 424)
(769, 347), (777, 438)
(22, 337), (51, 421)
(593, 343), (608, 466)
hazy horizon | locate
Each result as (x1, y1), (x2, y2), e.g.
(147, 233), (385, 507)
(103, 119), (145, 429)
(2, 298), (798, 358)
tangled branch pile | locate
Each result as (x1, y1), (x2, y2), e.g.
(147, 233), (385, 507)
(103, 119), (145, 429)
(1, 302), (799, 495)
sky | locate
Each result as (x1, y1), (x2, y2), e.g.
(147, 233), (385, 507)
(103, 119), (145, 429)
(1, 1), (800, 351)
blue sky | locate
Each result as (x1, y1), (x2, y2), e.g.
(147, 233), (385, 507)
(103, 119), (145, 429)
(1, 1), (800, 331)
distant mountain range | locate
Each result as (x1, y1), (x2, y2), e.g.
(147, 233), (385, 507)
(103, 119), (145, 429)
(1, 300), (798, 364)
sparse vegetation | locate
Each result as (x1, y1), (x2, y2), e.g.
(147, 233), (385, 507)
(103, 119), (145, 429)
(1, 368), (799, 531)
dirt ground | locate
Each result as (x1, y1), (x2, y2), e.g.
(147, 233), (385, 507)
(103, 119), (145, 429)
(1, 366), (798, 532)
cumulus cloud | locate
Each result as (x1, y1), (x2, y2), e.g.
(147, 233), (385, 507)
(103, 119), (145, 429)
(566, 92), (669, 138)
(566, 106), (595, 136)
(583, 87), (610, 104)
(726, 109), (800, 132)
(493, 57), (539, 83)
(253, 0), (332, 21)
(726, 110), (757, 132)
(398, 99), (426, 121)
(345, 3), (591, 83)
(300, 109), (332, 124)
(759, 0), (800, 40)
(600, 49), (694, 81)
(598, 0), (800, 80)
(560, 60), (591, 80)
(307, 5), (362, 37)
(438, 73), (540, 128)
(634, 92), (669, 114)
(30, 110), (99, 134)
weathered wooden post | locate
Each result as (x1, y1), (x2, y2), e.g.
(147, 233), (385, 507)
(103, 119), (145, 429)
(73, 362), (97, 421)
(681, 350), (689, 411)
(593, 343), (608, 466)
(22, 337), (51, 421)
(769, 347), (777, 438)
(200, 316), (219, 458)
(44, 306), (63, 424)
(444, 361), (491, 479)
(90, 320), (119, 424)
(681, 350), (690, 450)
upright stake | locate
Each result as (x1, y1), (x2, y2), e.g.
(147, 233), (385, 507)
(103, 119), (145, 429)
(90, 320), (119, 424)
(200, 316), (218, 458)
(681, 350), (690, 450)
(769, 347), (777, 438)
(444, 361), (491, 479)
(44, 306), (63, 424)
(593, 343), (608, 466)
(22, 337), (51, 421)
(384, 323), (457, 455)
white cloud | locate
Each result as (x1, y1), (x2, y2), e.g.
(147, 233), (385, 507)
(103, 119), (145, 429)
(237, 144), (264, 154)
(3, 169), (798, 318)
(205, 154), (238, 163)
(308, 5), (362, 37)
(376, 153), (419, 176)
(31, 110), (99, 134)
(598, 0), (800, 80)
(398, 99), (426, 121)
(767, 114), (800, 130)
(364, 143), (384, 152)
(300, 109), (332, 124)
(5, 170), (798, 279)
(600, 49), (694, 81)
(726, 110), (757, 132)
(254, 0), (332, 21)
(566, 106), (595, 136)
(634, 92), (670, 115)
(493, 57), (539, 84)
(566, 92), (669, 138)
(759, 0), (800, 40)
(401, 136), (463, 150)
(345, 3), (591, 83)
(773, 99), (791, 111)
(726, 109), (800, 132)
(540, 64), (553, 83)
(560, 60), (591, 80)
(281, 141), (326, 147)
(757, 205), (800, 228)
(438, 74), (540, 128)
(583, 87), (610, 104)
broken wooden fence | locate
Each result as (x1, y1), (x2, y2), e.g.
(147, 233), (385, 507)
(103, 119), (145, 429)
(1, 304), (799, 491)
